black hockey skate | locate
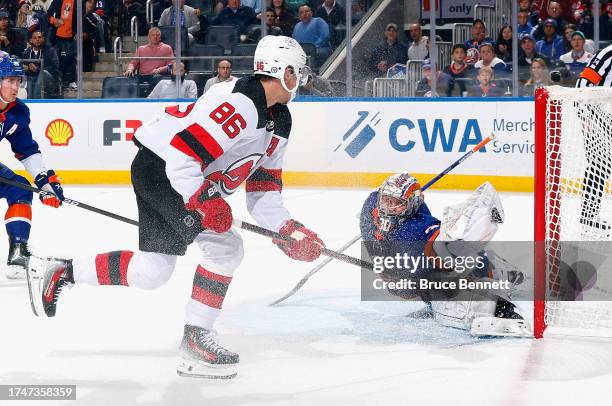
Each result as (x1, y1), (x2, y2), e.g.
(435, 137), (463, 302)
(177, 324), (239, 379)
(25, 257), (73, 317)
(5, 241), (31, 280)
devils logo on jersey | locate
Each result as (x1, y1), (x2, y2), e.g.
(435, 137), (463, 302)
(206, 153), (263, 195)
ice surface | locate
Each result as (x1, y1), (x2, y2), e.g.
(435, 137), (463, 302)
(1, 187), (611, 406)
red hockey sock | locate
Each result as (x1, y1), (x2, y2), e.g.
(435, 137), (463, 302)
(190, 265), (232, 309)
(95, 251), (134, 286)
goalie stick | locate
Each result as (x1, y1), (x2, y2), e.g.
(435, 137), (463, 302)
(0, 176), (372, 269)
(270, 133), (497, 306)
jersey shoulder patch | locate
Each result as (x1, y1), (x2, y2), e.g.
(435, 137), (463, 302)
(267, 104), (292, 139)
(232, 76), (267, 129)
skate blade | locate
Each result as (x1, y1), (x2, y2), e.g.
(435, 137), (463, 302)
(176, 357), (238, 379)
(5, 265), (26, 280)
(25, 257), (46, 317)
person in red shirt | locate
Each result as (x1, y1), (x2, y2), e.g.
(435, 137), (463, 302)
(124, 26), (175, 77)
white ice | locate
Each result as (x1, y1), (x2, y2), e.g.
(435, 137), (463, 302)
(1, 187), (611, 406)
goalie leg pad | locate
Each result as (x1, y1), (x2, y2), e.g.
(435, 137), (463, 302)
(430, 291), (497, 330)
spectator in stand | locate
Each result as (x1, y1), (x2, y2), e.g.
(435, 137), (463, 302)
(124, 26), (175, 76)
(560, 30), (594, 74)
(368, 23), (407, 77)
(315, 0), (344, 27)
(536, 19), (565, 61)
(519, 33), (549, 67)
(48, 0), (77, 90)
(464, 19), (494, 64)
(519, 0), (539, 27)
(521, 57), (550, 95)
(83, 0), (98, 72)
(315, 0), (345, 48)
(93, 0), (110, 52)
(475, 42), (507, 71)
(468, 66), (504, 97)
(534, 1), (568, 39)
(203, 58), (235, 93)
(495, 25), (513, 62)
(242, 7), (281, 43)
(159, 0), (201, 45)
(147, 62), (198, 98)
(16, 0), (41, 34)
(581, 0), (612, 41)
(517, 9), (535, 37)
(0, 11), (11, 54)
(22, 30), (59, 98)
(271, 0), (296, 36)
(213, 0), (257, 35)
(292, 4), (331, 67)
(443, 44), (474, 96)
(407, 23), (428, 61)
(415, 62), (451, 97)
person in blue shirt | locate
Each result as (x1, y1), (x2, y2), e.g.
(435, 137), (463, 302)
(535, 19), (565, 61)
(292, 4), (331, 67)
(0, 54), (64, 279)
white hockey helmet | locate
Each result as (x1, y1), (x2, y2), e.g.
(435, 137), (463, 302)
(378, 173), (424, 217)
(253, 35), (310, 100)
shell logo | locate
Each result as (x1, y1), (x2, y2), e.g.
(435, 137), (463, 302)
(45, 119), (74, 146)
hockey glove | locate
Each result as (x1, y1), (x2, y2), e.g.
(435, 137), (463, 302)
(186, 180), (233, 234)
(274, 219), (325, 262)
(34, 170), (64, 208)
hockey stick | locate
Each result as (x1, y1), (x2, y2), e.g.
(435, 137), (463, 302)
(269, 133), (497, 305)
(0, 176), (139, 226)
(0, 176), (373, 269)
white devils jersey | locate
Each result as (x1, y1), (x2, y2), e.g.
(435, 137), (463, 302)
(134, 76), (292, 232)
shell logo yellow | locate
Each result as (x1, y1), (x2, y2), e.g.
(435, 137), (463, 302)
(45, 119), (74, 146)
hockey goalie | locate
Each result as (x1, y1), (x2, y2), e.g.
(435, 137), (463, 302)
(360, 173), (531, 337)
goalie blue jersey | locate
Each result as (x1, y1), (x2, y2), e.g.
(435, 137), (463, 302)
(360, 191), (441, 277)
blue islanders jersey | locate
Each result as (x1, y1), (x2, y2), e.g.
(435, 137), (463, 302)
(1, 99), (41, 162)
(360, 191), (441, 276)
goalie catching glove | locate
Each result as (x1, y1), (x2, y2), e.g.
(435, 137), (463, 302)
(34, 170), (64, 208)
(274, 219), (325, 262)
(186, 180), (233, 233)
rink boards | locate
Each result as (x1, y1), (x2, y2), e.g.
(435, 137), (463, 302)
(0, 97), (534, 191)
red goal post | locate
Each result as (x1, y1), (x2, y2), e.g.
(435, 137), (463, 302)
(534, 85), (612, 339)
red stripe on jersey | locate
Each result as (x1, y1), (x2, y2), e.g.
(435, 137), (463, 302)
(191, 285), (226, 309)
(245, 168), (282, 192)
(170, 134), (202, 163)
(186, 124), (224, 159)
(119, 251), (134, 286)
(195, 265), (232, 284)
(95, 252), (111, 285)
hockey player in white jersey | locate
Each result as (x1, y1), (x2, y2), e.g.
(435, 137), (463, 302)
(25, 36), (326, 379)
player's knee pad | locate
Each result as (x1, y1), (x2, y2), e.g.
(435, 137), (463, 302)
(129, 251), (178, 290)
(195, 228), (244, 277)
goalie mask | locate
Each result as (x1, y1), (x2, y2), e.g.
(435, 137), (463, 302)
(253, 35), (310, 102)
(378, 173), (424, 218)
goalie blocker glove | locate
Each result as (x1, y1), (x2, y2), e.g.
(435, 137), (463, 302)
(274, 219), (325, 262)
(34, 170), (64, 208)
(186, 180), (233, 234)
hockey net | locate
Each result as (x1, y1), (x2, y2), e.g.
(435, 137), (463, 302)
(534, 85), (612, 338)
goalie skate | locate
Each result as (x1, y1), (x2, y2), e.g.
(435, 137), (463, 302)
(176, 325), (239, 379)
(25, 256), (73, 317)
(470, 316), (532, 337)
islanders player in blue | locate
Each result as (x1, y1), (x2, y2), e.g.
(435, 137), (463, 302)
(360, 173), (531, 337)
(0, 54), (64, 279)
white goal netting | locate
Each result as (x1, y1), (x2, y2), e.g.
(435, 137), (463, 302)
(542, 86), (612, 337)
